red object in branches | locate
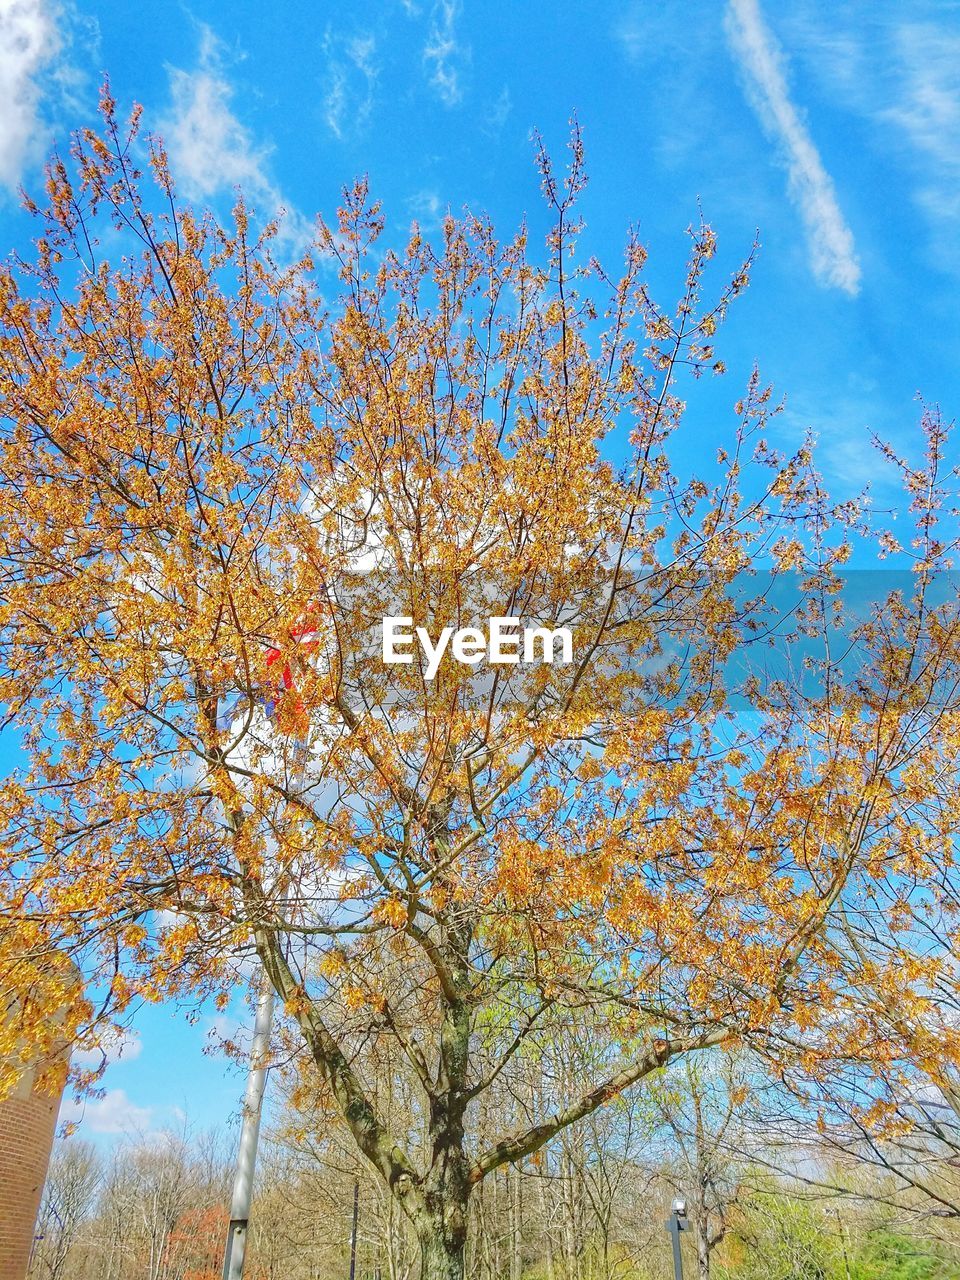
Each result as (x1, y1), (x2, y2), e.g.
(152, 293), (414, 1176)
(263, 609), (321, 729)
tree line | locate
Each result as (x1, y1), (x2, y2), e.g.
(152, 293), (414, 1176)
(30, 1048), (960, 1280)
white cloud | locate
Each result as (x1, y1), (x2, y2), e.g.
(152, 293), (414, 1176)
(161, 26), (271, 203)
(73, 1029), (143, 1069)
(323, 31), (378, 139)
(0, 0), (60, 191)
(725, 0), (861, 296)
(205, 1011), (246, 1046)
(349, 34), (377, 92)
(424, 0), (465, 106)
(324, 65), (347, 139)
(61, 1087), (153, 1136)
(399, 0), (468, 108)
(615, 5), (649, 62)
(160, 25), (309, 248)
(783, 9), (960, 273)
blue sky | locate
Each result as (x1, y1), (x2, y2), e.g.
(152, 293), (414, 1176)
(1, 0), (958, 1141)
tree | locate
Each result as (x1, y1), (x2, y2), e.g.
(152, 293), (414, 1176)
(718, 1173), (960, 1280)
(3, 89), (960, 1280)
(653, 1056), (747, 1280)
(28, 1128), (227, 1280)
(30, 1140), (102, 1280)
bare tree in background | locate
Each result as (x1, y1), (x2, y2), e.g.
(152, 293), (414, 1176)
(31, 1140), (102, 1280)
(652, 1056), (748, 1280)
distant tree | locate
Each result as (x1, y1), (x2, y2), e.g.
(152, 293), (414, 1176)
(653, 1055), (748, 1280)
(4, 88), (960, 1280)
(719, 1175), (960, 1280)
(30, 1140), (101, 1280)
(164, 1204), (227, 1280)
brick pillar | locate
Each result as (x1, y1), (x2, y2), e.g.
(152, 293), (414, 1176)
(0, 1062), (65, 1280)
(0, 958), (78, 1280)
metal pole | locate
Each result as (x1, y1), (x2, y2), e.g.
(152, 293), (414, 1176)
(665, 1199), (689, 1280)
(668, 1217), (684, 1280)
(349, 1177), (360, 1280)
(222, 969), (275, 1280)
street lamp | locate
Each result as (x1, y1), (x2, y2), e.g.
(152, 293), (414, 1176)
(665, 1197), (689, 1280)
(222, 971), (275, 1280)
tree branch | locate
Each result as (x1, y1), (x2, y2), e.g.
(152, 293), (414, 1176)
(468, 1027), (730, 1184)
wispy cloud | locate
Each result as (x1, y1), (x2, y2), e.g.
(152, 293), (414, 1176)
(883, 24), (960, 226)
(783, 10), (960, 273)
(324, 66), (347, 139)
(615, 4), (649, 62)
(322, 31), (378, 139)
(0, 0), (61, 191)
(779, 374), (901, 497)
(406, 188), (444, 232)
(424, 0), (465, 105)
(725, 0), (861, 296)
(161, 26), (272, 203)
(484, 86), (511, 135)
(160, 25), (308, 248)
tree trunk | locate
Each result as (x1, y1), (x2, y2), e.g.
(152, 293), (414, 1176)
(510, 1164), (523, 1280)
(538, 1170), (556, 1280)
(416, 1218), (467, 1280)
(695, 1217), (711, 1280)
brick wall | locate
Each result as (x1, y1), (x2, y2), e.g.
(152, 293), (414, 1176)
(0, 1064), (63, 1280)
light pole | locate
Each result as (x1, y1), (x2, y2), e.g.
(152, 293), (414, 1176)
(222, 969), (275, 1280)
(665, 1197), (689, 1280)
(221, 617), (320, 1279)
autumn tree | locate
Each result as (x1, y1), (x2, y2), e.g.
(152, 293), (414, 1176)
(3, 89), (960, 1280)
